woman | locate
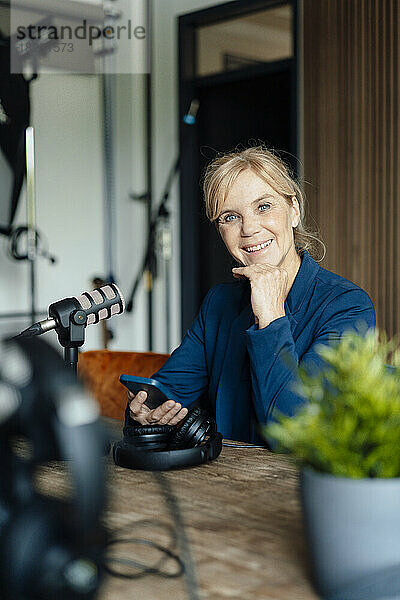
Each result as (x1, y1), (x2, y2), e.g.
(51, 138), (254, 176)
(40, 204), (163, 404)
(128, 146), (375, 443)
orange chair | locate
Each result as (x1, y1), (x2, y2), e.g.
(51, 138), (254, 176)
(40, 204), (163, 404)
(78, 350), (170, 419)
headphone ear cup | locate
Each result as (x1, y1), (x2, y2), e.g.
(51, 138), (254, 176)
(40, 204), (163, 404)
(123, 424), (173, 451)
(169, 407), (207, 450)
(123, 424), (172, 438)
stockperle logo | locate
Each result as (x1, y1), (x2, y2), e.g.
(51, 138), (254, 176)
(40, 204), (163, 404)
(16, 19), (146, 47)
(10, 0), (149, 75)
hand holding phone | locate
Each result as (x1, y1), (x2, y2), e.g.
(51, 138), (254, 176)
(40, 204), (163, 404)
(120, 375), (188, 426)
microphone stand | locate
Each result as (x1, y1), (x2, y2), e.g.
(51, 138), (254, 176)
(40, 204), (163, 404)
(125, 99), (199, 351)
(25, 126), (38, 324)
(126, 157), (179, 317)
(48, 298), (87, 374)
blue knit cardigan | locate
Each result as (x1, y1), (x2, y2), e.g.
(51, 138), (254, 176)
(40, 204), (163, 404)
(151, 251), (376, 443)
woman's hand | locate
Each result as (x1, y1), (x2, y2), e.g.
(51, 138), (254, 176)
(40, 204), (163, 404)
(128, 390), (188, 426)
(232, 264), (288, 328)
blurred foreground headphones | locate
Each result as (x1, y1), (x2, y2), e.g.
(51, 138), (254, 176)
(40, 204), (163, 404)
(0, 335), (107, 600)
(113, 404), (222, 471)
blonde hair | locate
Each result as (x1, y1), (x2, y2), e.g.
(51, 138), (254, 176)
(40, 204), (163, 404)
(203, 145), (325, 260)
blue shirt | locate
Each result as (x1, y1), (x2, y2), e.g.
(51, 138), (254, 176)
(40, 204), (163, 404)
(151, 251), (376, 443)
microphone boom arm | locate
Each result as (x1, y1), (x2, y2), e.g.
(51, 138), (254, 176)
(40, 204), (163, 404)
(126, 156), (180, 312)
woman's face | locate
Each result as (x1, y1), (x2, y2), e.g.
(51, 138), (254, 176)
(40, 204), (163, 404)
(217, 169), (300, 269)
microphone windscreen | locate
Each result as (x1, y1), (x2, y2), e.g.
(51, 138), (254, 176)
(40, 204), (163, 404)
(77, 284), (125, 325)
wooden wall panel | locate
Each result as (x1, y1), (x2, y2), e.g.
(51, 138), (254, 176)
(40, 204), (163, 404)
(303, 0), (399, 337)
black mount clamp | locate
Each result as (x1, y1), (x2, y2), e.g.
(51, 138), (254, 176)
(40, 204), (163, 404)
(48, 298), (87, 373)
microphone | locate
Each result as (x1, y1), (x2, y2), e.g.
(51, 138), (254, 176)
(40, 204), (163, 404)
(183, 99), (200, 125)
(17, 283), (125, 338)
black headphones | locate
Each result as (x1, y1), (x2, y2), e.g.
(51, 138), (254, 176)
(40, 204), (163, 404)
(113, 403), (222, 471)
(0, 335), (107, 600)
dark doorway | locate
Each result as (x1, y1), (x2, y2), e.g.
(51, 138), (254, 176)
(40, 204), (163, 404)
(179, 0), (298, 334)
(197, 63), (291, 300)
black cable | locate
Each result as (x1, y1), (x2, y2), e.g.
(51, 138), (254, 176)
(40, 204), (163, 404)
(104, 517), (179, 579)
(8, 225), (57, 264)
(12, 322), (42, 339)
(104, 496), (195, 600)
(154, 472), (201, 600)
(103, 477), (203, 600)
(103, 485), (202, 600)
(104, 537), (184, 579)
(105, 519), (183, 579)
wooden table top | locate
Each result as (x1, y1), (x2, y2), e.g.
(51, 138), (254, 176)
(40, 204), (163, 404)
(39, 419), (319, 600)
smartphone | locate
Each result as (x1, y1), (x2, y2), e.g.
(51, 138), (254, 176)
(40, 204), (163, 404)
(119, 374), (171, 410)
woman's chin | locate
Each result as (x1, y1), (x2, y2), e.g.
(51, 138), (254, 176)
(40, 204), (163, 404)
(244, 253), (278, 266)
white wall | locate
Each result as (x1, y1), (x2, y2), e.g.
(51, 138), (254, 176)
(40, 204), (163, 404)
(0, 71), (148, 352)
(0, 0), (233, 354)
(113, 73), (148, 352)
(0, 73), (105, 347)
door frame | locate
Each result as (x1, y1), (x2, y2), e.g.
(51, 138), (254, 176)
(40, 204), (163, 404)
(178, 0), (299, 334)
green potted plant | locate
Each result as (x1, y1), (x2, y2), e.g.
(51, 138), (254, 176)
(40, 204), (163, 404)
(266, 329), (400, 600)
